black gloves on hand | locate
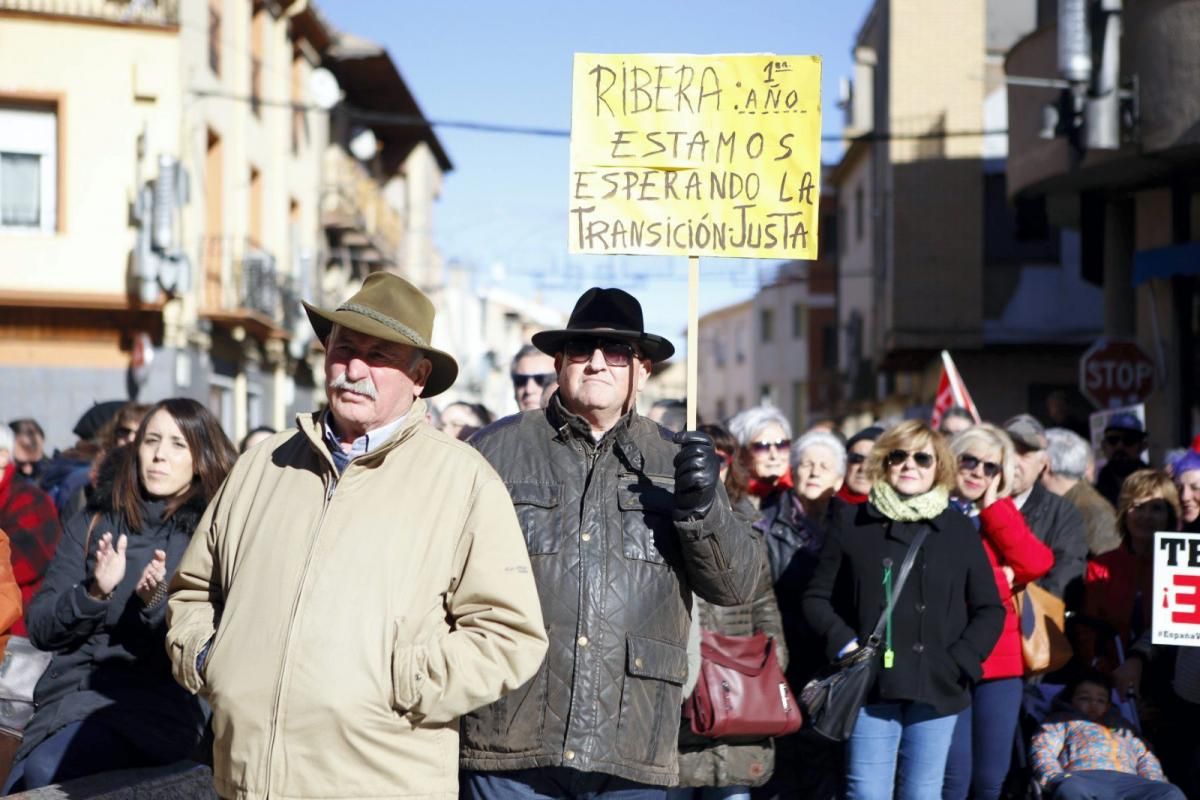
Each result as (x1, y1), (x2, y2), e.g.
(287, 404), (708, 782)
(672, 430), (721, 522)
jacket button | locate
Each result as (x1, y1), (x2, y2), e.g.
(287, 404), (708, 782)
(581, 533), (592, 542)
(912, 643), (924, 654)
(577, 636), (589, 647)
(915, 603), (926, 613)
(634, 657), (644, 669)
(564, 749), (576, 761)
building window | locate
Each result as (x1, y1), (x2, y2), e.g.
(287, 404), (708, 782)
(208, 0), (221, 76)
(291, 50), (306, 155)
(822, 324), (837, 369)
(760, 308), (774, 343)
(792, 381), (807, 432)
(760, 384), (774, 405)
(855, 186), (864, 242)
(250, 7), (265, 117)
(792, 303), (805, 339)
(0, 105), (57, 232)
(716, 398), (727, 421)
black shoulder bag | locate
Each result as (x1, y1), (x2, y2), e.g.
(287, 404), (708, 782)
(798, 528), (929, 742)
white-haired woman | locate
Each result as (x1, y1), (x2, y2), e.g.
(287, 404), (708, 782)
(942, 424), (1054, 800)
(727, 408), (841, 799)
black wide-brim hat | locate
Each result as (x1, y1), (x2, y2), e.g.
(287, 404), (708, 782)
(531, 287), (675, 363)
(303, 272), (459, 398)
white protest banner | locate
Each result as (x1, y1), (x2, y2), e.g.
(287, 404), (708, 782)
(1153, 531), (1200, 646)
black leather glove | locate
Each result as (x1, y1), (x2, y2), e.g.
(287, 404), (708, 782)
(672, 430), (721, 522)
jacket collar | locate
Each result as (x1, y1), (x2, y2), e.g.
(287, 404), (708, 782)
(545, 393), (635, 450)
(298, 398), (427, 473)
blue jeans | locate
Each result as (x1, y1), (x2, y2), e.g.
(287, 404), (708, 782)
(460, 768), (668, 800)
(667, 788), (749, 800)
(3, 718), (143, 792)
(1048, 770), (1186, 800)
(942, 677), (1023, 800)
(845, 702), (958, 800)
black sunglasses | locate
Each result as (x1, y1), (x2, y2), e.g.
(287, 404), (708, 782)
(886, 449), (935, 469)
(511, 372), (555, 389)
(846, 453), (867, 465)
(563, 338), (640, 367)
(1105, 432), (1144, 447)
(749, 438), (791, 454)
(958, 453), (1001, 478)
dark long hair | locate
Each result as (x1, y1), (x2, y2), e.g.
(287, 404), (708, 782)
(112, 398), (236, 531)
(700, 423), (750, 506)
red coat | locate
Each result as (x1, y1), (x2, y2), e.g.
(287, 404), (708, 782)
(977, 497), (1055, 679)
(0, 461), (62, 636)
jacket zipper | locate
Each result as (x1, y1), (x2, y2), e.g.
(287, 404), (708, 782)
(262, 470), (338, 795)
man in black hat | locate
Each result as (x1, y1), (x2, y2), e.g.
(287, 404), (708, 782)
(461, 287), (760, 799)
(1096, 412), (1149, 507)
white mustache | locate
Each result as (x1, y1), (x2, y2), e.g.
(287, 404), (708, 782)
(330, 373), (378, 400)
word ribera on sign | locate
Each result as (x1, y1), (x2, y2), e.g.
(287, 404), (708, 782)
(569, 53), (823, 259)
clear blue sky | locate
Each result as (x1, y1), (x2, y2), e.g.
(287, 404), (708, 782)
(322, 1), (874, 347)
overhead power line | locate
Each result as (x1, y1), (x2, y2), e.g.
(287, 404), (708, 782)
(188, 87), (1009, 142)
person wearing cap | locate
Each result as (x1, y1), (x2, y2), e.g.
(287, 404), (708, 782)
(1042, 428), (1123, 557)
(460, 287), (759, 798)
(166, 273), (548, 800)
(1003, 414), (1088, 599)
(1171, 450), (1200, 534)
(836, 426), (885, 505)
(1096, 413), (1149, 508)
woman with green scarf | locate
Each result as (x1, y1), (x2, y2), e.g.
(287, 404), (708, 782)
(802, 420), (1004, 800)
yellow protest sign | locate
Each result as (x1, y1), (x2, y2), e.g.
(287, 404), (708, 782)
(568, 53), (822, 260)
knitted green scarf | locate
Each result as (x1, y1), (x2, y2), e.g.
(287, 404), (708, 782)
(869, 481), (949, 522)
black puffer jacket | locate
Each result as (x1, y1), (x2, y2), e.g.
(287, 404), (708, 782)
(16, 481), (209, 764)
(461, 396), (761, 787)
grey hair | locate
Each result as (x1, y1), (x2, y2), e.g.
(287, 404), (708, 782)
(1045, 427), (1091, 481)
(511, 344), (543, 366)
(949, 423), (1017, 497)
(791, 430), (847, 476)
(0, 425), (11, 454)
(727, 405), (792, 447)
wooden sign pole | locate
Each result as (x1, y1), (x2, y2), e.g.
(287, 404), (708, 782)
(686, 255), (700, 431)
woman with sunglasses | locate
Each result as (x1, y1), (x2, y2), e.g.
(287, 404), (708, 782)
(803, 420), (1004, 800)
(673, 425), (786, 800)
(942, 424), (1053, 800)
(4, 399), (236, 792)
(729, 407), (842, 798)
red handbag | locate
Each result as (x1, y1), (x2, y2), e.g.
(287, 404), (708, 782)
(683, 629), (802, 739)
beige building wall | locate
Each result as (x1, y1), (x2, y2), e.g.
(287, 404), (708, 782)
(886, 0), (986, 352)
(0, 17), (181, 296)
(697, 300), (754, 424)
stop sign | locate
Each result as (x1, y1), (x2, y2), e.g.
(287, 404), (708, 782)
(1079, 338), (1156, 408)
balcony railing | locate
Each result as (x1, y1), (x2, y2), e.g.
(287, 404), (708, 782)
(321, 147), (403, 259)
(201, 236), (306, 336)
(0, 0), (180, 26)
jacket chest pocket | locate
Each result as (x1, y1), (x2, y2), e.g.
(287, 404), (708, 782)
(617, 474), (678, 565)
(506, 482), (563, 555)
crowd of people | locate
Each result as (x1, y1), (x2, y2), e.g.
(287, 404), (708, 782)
(0, 273), (1197, 800)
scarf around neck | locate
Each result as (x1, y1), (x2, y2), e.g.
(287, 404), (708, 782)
(835, 484), (868, 505)
(749, 468), (793, 499)
(869, 481), (949, 522)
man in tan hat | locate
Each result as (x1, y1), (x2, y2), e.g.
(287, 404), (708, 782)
(461, 287), (760, 799)
(166, 273), (548, 800)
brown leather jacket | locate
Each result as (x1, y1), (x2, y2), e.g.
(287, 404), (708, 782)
(461, 396), (761, 786)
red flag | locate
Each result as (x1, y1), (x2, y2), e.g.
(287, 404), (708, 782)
(930, 350), (981, 430)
